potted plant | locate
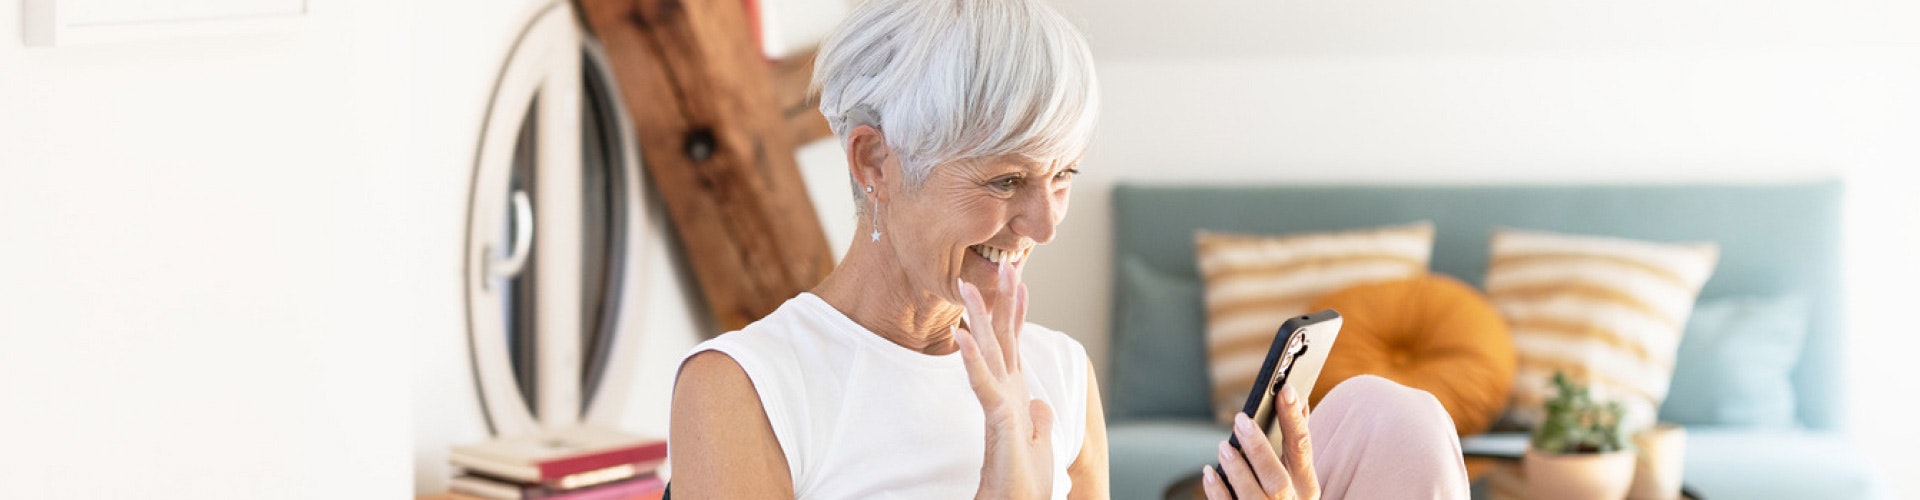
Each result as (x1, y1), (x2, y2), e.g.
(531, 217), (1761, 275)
(1524, 371), (1636, 500)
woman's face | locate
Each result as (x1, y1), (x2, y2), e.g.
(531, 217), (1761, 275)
(883, 155), (1077, 305)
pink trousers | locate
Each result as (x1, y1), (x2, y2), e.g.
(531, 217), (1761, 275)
(1308, 375), (1471, 499)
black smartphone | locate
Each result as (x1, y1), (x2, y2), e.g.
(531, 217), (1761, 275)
(1209, 309), (1343, 494)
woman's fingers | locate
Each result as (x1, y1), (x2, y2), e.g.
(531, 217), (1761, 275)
(1199, 390), (1321, 500)
(1232, 412), (1293, 499)
(1275, 383), (1321, 498)
(953, 327), (1002, 407)
(991, 262), (1021, 371)
(1011, 283), (1029, 372)
(1216, 440), (1268, 500)
(957, 280), (1006, 376)
(1201, 466), (1231, 500)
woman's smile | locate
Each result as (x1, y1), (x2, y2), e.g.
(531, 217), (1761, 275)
(968, 244), (1029, 265)
(965, 243), (1030, 281)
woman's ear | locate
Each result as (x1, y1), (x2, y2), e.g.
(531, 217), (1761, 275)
(845, 125), (890, 203)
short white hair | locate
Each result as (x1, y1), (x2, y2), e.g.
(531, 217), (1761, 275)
(813, 0), (1100, 204)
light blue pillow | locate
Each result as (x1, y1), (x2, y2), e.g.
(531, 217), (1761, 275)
(1108, 256), (1212, 420)
(1658, 295), (1811, 428)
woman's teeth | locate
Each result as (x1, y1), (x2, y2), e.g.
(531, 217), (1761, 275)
(971, 245), (1026, 264)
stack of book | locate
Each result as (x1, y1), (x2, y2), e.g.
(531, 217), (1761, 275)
(449, 426), (668, 500)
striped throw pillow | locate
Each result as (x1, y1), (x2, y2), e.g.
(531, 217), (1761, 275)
(1486, 228), (1718, 431)
(1195, 222), (1435, 423)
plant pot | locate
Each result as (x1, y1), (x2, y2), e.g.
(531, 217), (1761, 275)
(1628, 423), (1688, 500)
(1524, 448), (1637, 500)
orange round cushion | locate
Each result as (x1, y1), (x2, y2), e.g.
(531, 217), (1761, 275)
(1307, 274), (1515, 436)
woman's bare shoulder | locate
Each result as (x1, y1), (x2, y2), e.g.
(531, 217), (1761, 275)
(671, 350), (795, 498)
(676, 350), (752, 395)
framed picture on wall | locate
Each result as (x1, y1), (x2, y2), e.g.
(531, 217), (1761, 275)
(23, 0), (308, 47)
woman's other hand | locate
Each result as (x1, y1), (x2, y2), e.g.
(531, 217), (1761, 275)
(1202, 384), (1321, 500)
(955, 261), (1053, 500)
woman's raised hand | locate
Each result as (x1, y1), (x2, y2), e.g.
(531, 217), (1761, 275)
(955, 261), (1053, 500)
(1202, 385), (1321, 500)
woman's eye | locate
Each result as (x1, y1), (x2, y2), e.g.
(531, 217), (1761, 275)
(991, 176), (1023, 190)
(1054, 168), (1079, 181)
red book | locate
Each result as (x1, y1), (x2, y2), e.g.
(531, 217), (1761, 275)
(450, 473), (665, 500)
(547, 476), (665, 500)
(450, 426), (667, 485)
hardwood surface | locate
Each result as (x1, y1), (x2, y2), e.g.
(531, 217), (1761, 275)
(769, 47), (833, 148)
(578, 0), (835, 331)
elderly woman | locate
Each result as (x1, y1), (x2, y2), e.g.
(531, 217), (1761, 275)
(670, 0), (1469, 498)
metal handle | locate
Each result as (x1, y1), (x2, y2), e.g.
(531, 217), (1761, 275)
(487, 190), (535, 283)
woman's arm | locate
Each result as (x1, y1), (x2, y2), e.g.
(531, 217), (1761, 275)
(668, 350), (795, 499)
(1066, 357), (1110, 500)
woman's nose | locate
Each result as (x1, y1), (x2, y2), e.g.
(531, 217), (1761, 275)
(1011, 191), (1058, 244)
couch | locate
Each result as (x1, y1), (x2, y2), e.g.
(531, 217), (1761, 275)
(1104, 181), (1886, 499)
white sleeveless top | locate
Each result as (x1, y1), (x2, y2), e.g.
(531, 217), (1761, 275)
(678, 293), (1091, 499)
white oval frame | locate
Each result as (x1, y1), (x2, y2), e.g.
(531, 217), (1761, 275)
(462, 0), (651, 437)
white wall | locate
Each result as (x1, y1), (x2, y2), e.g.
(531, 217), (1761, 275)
(0, 0), (724, 495)
(1026, 0), (1920, 497)
(0, 0), (417, 496)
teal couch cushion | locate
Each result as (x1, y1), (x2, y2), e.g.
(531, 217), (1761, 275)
(1110, 257), (1212, 420)
(1467, 429), (1887, 500)
(1680, 429), (1888, 499)
(1660, 295), (1812, 428)
(1108, 420), (1226, 500)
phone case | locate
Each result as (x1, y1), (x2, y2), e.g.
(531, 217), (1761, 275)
(1212, 309), (1342, 493)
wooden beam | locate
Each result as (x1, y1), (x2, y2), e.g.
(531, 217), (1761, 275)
(578, 0), (835, 331)
(768, 47), (834, 147)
